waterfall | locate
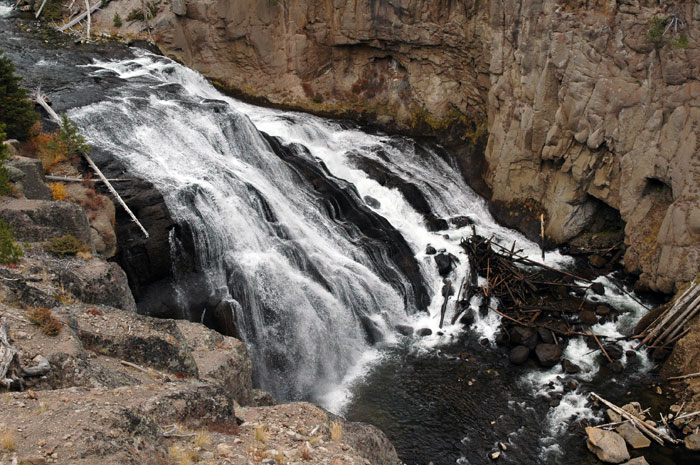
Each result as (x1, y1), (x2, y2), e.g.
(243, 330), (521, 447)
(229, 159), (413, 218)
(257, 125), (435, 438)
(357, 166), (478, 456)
(69, 50), (568, 406)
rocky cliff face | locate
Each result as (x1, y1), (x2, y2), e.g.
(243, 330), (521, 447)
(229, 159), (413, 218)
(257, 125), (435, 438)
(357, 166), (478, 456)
(485, 0), (700, 294)
(90, 0), (700, 294)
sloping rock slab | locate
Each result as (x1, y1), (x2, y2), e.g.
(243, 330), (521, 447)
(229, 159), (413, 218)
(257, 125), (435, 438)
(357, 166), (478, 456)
(0, 198), (92, 243)
(586, 426), (630, 463)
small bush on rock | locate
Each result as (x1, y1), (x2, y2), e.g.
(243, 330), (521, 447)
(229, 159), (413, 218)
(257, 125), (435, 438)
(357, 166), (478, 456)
(0, 219), (23, 264)
(49, 182), (66, 200)
(45, 233), (90, 257)
(113, 12), (122, 28)
(27, 307), (62, 336)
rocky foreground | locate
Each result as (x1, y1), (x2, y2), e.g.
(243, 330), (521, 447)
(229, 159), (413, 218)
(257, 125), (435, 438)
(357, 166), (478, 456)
(0, 152), (400, 465)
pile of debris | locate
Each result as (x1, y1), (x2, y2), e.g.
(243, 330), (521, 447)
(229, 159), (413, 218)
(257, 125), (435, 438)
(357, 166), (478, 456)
(449, 234), (633, 369)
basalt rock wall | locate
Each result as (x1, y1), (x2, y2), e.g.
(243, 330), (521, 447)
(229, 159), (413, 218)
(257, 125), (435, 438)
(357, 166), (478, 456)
(89, 0), (700, 293)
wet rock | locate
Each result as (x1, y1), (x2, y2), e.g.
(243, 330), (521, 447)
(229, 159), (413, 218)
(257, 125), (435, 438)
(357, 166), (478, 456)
(6, 156), (52, 200)
(621, 402), (644, 419)
(615, 422), (650, 449)
(425, 215), (449, 232)
(561, 358), (581, 374)
(609, 361), (624, 373)
(434, 253), (452, 276)
(537, 327), (554, 344)
(535, 344), (562, 367)
(494, 329), (508, 346)
(363, 195), (381, 209)
(360, 315), (384, 345)
(417, 328), (432, 337)
(509, 345), (529, 365)
(425, 245), (436, 255)
(596, 305), (612, 316)
(585, 427), (630, 463)
(458, 309), (475, 326)
(449, 216), (474, 228)
(395, 324), (413, 337)
(604, 343), (623, 360)
(589, 255), (608, 268)
(685, 433), (700, 451)
(510, 327), (538, 350)
(579, 310), (598, 325)
(590, 282), (605, 295)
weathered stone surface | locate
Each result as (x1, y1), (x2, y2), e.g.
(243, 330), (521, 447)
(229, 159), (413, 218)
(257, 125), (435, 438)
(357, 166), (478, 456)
(616, 422), (650, 449)
(55, 259), (136, 312)
(6, 156), (53, 200)
(586, 426), (630, 463)
(0, 198), (93, 244)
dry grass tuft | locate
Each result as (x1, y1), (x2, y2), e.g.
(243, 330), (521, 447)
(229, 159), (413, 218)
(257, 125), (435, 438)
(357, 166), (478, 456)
(0, 429), (15, 451)
(254, 424), (268, 444)
(300, 442), (312, 461)
(330, 420), (342, 441)
(194, 430), (211, 448)
(26, 307), (62, 336)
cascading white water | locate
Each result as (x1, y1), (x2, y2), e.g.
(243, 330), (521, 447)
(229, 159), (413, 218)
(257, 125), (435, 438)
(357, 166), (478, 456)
(69, 50), (575, 406)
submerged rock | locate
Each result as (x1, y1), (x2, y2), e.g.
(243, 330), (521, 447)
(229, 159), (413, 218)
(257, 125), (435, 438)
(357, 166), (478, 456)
(509, 345), (529, 365)
(417, 328), (433, 337)
(585, 427), (630, 463)
(434, 253), (453, 276)
(535, 344), (562, 367)
(395, 324), (413, 337)
(364, 195), (381, 209)
(425, 245), (437, 255)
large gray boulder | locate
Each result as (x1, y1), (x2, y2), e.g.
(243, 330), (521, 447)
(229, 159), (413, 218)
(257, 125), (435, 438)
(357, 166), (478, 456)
(6, 156), (53, 200)
(586, 427), (630, 463)
(0, 198), (92, 244)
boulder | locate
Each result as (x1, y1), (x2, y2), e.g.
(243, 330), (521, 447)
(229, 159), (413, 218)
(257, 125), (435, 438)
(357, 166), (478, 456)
(585, 427), (630, 463)
(425, 245), (436, 255)
(604, 343), (623, 360)
(426, 216), (449, 232)
(535, 344), (562, 367)
(56, 259), (136, 312)
(561, 358), (581, 374)
(589, 255), (608, 268)
(253, 389), (276, 407)
(449, 216), (474, 228)
(459, 309), (475, 326)
(6, 156), (52, 200)
(615, 422), (650, 449)
(171, 0), (187, 16)
(434, 253), (452, 276)
(684, 433), (700, 451)
(395, 324), (413, 336)
(510, 326), (537, 349)
(0, 198), (92, 244)
(363, 195), (381, 209)
(590, 282), (605, 295)
(509, 345), (529, 365)
(416, 328), (432, 337)
(596, 305), (612, 316)
(537, 327), (554, 344)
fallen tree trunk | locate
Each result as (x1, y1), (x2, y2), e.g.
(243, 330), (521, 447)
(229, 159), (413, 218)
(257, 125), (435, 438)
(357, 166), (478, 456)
(56, 0), (102, 32)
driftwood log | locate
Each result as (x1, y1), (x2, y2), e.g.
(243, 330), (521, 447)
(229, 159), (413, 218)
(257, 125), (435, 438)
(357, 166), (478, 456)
(1, 316), (51, 389)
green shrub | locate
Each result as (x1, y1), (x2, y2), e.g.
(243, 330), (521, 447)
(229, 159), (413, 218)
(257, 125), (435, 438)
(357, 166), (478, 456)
(0, 219), (23, 264)
(45, 233), (90, 257)
(126, 1), (158, 21)
(0, 49), (38, 141)
(113, 12), (122, 28)
(58, 114), (91, 155)
(646, 16), (690, 50)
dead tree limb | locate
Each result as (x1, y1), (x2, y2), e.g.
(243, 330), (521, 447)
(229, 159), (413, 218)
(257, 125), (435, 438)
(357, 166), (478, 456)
(35, 0), (49, 18)
(56, 0), (102, 32)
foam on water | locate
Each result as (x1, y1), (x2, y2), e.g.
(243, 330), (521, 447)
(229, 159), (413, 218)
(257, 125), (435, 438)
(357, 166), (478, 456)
(0, 4), (12, 17)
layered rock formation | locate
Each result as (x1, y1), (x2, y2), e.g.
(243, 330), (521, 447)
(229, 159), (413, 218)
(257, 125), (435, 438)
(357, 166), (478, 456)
(89, 0), (699, 294)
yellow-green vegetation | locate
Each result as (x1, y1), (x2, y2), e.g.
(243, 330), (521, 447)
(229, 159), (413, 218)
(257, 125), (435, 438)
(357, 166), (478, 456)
(194, 430), (211, 448)
(0, 427), (15, 451)
(254, 424), (268, 444)
(0, 219), (23, 264)
(45, 233), (90, 257)
(168, 444), (199, 465)
(27, 307), (63, 336)
(330, 420), (342, 441)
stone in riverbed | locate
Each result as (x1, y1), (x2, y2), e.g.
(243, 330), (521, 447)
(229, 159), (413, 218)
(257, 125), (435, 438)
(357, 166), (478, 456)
(425, 245), (437, 255)
(585, 427), (630, 463)
(434, 253), (452, 276)
(596, 305), (612, 316)
(395, 324), (413, 337)
(685, 432), (700, 451)
(561, 358), (581, 374)
(537, 327), (555, 344)
(509, 345), (529, 365)
(535, 343), (562, 367)
(579, 309), (598, 325)
(363, 195), (381, 209)
(449, 216), (474, 228)
(615, 422), (650, 449)
(416, 328), (432, 337)
(590, 282), (605, 295)
(510, 326), (538, 349)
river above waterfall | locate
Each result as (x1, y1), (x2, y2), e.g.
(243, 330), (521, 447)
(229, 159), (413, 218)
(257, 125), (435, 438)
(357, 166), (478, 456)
(1, 13), (695, 465)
